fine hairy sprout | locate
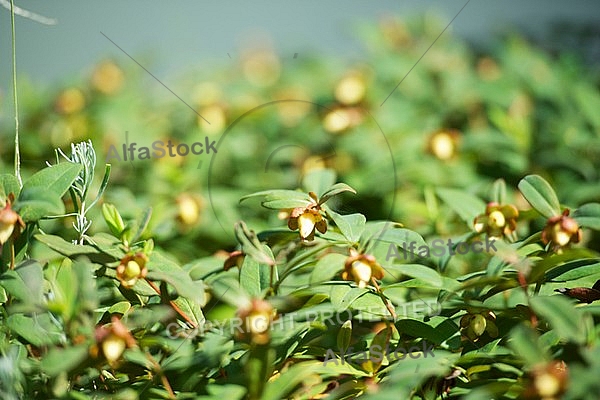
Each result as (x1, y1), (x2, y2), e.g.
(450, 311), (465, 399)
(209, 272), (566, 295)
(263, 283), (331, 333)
(54, 140), (111, 244)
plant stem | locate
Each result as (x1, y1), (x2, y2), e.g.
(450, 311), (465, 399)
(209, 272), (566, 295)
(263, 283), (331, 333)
(10, 0), (22, 188)
(371, 279), (397, 320)
(145, 278), (197, 328)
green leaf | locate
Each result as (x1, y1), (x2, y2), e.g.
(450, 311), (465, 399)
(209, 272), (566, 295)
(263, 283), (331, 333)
(529, 248), (597, 283)
(20, 162), (82, 199)
(0, 174), (20, 198)
(47, 259), (80, 321)
(518, 175), (561, 218)
(530, 295), (587, 343)
(102, 203), (126, 237)
(302, 168), (336, 197)
(88, 164), (111, 210)
(573, 203), (600, 230)
(6, 314), (62, 346)
(41, 344), (89, 377)
(261, 361), (321, 400)
(369, 227), (427, 259)
(13, 187), (65, 221)
(375, 350), (460, 398)
(239, 190), (312, 210)
(205, 384), (247, 399)
(234, 221), (275, 266)
(318, 183), (357, 205)
(239, 254), (272, 297)
(261, 198), (313, 209)
(34, 234), (114, 264)
(172, 297), (205, 326)
(309, 253), (346, 284)
(492, 179), (506, 204)
(369, 325), (392, 371)
(246, 345), (275, 400)
(437, 188), (486, 224)
(574, 82), (600, 128)
(131, 206), (152, 242)
(325, 207), (366, 243)
(146, 251), (205, 303)
(330, 285), (367, 312)
(0, 260), (44, 304)
(545, 259), (600, 282)
(508, 324), (549, 366)
(108, 301), (132, 315)
(384, 264), (443, 288)
(337, 320), (352, 353)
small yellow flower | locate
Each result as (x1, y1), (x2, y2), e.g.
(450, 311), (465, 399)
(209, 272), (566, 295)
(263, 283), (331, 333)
(474, 202), (519, 239)
(523, 360), (568, 400)
(0, 199), (24, 245)
(91, 316), (136, 365)
(176, 193), (203, 227)
(323, 107), (363, 134)
(334, 73), (367, 106)
(236, 299), (275, 345)
(427, 129), (460, 160)
(287, 203), (327, 241)
(116, 253), (148, 288)
(541, 209), (581, 252)
(342, 251), (384, 288)
(55, 88), (86, 115)
(91, 60), (124, 95)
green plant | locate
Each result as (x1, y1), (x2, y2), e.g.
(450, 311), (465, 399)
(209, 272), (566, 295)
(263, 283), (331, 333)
(2, 7), (600, 400)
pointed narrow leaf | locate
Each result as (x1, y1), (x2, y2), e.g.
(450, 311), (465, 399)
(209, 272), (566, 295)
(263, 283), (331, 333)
(325, 207), (366, 243)
(234, 221), (275, 265)
(240, 190), (312, 204)
(337, 320), (352, 353)
(492, 179), (506, 205)
(318, 183), (357, 205)
(239, 254), (271, 297)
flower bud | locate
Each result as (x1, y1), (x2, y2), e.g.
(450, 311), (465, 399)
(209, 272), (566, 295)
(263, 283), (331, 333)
(335, 74), (366, 106)
(236, 299), (275, 345)
(116, 253), (148, 288)
(0, 201), (24, 245)
(427, 130), (460, 160)
(541, 209), (582, 252)
(91, 317), (136, 366)
(343, 252), (384, 288)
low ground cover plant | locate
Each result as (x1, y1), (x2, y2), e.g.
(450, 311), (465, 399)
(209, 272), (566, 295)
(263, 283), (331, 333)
(1, 10), (600, 400)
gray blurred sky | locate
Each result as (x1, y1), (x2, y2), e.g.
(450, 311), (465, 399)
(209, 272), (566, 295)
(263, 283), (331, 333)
(1, 0), (599, 94)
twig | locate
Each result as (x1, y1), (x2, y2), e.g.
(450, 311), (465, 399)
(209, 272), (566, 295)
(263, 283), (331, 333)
(9, 0), (21, 187)
(144, 351), (176, 399)
(371, 278), (397, 321)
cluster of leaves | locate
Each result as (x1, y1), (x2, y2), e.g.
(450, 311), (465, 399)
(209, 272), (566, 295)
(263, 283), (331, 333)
(2, 16), (600, 261)
(2, 161), (600, 398)
(1, 13), (600, 400)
